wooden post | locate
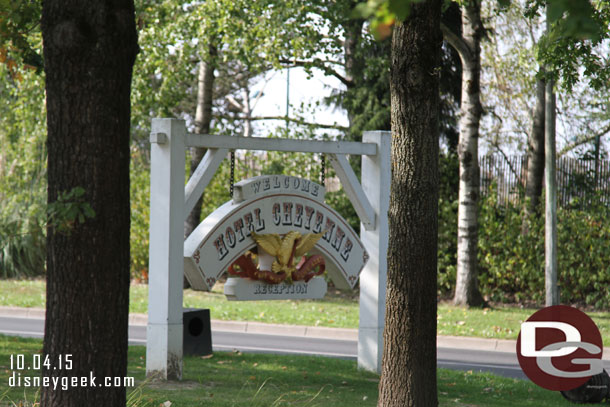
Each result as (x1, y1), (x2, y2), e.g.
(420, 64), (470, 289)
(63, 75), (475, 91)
(146, 118), (186, 380)
(358, 130), (391, 373)
(145, 120), (390, 377)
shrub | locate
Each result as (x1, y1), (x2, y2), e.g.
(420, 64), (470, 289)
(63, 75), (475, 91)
(130, 151), (151, 281)
(0, 210), (46, 279)
(438, 183), (610, 309)
(0, 66), (47, 278)
(437, 153), (459, 295)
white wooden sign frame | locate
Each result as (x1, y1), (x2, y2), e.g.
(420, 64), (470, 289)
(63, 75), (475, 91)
(146, 118), (390, 379)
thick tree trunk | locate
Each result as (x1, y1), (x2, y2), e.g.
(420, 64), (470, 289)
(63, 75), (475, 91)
(378, 2), (441, 406)
(524, 77), (546, 217)
(41, 1), (138, 406)
(452, 1), (485, 307)
(184, 46), (216, 238)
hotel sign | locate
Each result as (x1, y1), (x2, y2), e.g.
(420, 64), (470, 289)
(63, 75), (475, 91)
(183, 175), (369, 298)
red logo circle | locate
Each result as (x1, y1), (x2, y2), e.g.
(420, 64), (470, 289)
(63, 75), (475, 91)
(516, 305), (604, 391)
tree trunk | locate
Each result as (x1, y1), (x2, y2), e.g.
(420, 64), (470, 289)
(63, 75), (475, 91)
(184, 45), (216, 239)
(452, 0), (485, 307)
(378, 2), (441, 406)
(524, 77), (546, 217)
(242, 84), (252, 137)
(41, 2), (138, 406)
(343, 16), (362, 128)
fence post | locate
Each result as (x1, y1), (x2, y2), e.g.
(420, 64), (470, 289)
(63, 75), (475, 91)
(358, 130), (391, 373)
(146, 118), (186, 380)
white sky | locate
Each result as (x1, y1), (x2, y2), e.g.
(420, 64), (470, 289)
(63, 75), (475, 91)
(247, 67), (349, 139)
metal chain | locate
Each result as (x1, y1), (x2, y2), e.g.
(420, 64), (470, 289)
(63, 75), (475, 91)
(230, 150), (235, 197)
(320, 154), (325, 187)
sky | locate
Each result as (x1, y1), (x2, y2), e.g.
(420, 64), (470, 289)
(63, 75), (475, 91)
(246, 67), (348, 140)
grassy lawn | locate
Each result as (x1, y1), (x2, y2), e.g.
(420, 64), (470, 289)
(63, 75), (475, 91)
(0, 279), (359, 328)
(1, 279), (610, 345)
(0, 335), (597, 407)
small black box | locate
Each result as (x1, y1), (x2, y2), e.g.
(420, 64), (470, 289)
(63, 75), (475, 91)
(183, 308), (212, 356)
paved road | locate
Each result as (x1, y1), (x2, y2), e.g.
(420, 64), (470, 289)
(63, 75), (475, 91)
(0, 315), (529, 378)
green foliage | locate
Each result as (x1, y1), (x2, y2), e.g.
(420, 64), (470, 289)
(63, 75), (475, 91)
(439, 181), (610, 308)
(528, 0), (610, 91)
(0, 0), (43, 76)
(475, 191), (546, 304)
(0, 62), (46, 278)
(255, 128), (360, 231)
(47, 187), (96, 235)
(131, 0), (325, 142)
(354, 0), (423, 39)
(437, 153), (459, 293)
(130, 152), (152, 281)
(328, 34), (391, 143)
(527, 0), (605, 40)
(0, 211), (45, 279)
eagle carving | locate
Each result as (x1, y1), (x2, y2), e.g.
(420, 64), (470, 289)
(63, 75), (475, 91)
(228, 231), (326, 284)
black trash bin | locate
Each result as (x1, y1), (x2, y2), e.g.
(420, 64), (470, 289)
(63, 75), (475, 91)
(183, 308), (212, 356)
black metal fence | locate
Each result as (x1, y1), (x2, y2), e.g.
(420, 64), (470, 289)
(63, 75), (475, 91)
(479, 155), (610, 208)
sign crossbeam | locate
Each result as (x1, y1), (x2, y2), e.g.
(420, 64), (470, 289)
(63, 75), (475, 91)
(184, 133), (377, 156)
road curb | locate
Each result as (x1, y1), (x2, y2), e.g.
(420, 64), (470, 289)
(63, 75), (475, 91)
(1, 306), (609, 359)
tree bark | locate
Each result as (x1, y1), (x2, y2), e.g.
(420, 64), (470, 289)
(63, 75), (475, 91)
(241, 85), (252, 138)
(450, 0), (485, 307)
(184, 45), (216, 239)
(378, 1), (441, 406)
(524, 77), (546, 217)
(342, 16), (364, 172)
(41, 1), (138, 406)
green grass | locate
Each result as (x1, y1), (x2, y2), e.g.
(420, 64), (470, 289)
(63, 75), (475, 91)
(1, 279), (610, 345)
(0, 280), (46, 309)
(0, 335), (602, 407)
(0, 279), (359, 328)
(437, 303), (610, 345)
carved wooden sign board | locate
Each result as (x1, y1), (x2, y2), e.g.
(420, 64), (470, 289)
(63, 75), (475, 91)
(184, 175), (369, 300)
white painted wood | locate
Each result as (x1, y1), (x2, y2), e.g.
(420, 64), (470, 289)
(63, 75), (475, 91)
(328, 154), (376, 230)
(358, 130), (391, 373)
(150, 132), (167, 144)
(146, 118), (186, 380)
(183, 184), (368, 291)
(186, 133), (377, 156)
(224, 277), (327, 301)
(257, 246), (274, 271)
(184, 148), (229, 220)
(233, 175), (324, 204)
(147, 117), (390, 380)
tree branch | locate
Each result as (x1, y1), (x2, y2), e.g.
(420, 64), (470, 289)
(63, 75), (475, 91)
(216, 114), (348, 131)
(440, 22), (472, 61)
(279, 58), (353, 87)
(558, 123), (610, 157)
(490, 141), (525, 188)
(225, 95), (243, 111)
